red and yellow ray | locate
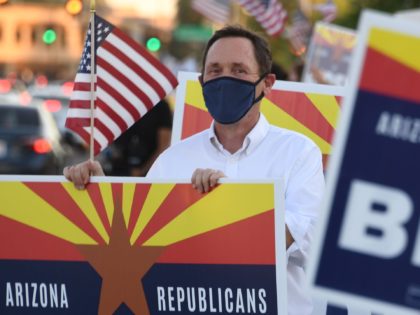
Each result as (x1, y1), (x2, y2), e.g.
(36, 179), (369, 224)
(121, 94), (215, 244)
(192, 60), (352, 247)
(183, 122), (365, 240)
(360, 28), (420, 104)
(157, 210), (275, 265)
(265, 90), (339, 150)
(0, 215), (85, 261)
(182, 80), (211, 138)
(181, 80), (341, 158)
(181, 104), (212, 139)
(0, 182), (97, 246)
(0, 181), (275, 265)
(140, 183), (274, 247)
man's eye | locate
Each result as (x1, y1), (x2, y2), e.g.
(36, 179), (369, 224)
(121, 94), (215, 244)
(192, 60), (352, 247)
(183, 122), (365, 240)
(233, 68), (246, 74)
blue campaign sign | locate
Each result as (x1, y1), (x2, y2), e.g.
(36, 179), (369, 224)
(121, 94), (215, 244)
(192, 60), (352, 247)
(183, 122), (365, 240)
(308, 10), (420, 315)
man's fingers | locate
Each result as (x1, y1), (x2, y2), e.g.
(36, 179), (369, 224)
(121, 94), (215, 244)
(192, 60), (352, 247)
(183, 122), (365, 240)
(63, 160), (104, 190)
(202, 169), (213, 193)
(63, 166), (71, 180)
(72, 164), (87, 190)
(209, 170), (224, 188)
(194, 169), (206, 193)
(89, 160), (105, 176)
(191, 169), (200, 190)
(191, 168), (224, 193)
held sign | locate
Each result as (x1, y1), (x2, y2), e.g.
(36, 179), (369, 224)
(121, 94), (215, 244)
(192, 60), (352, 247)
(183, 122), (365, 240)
(308, 10), (420, 315)
(0, 177), (287, 315)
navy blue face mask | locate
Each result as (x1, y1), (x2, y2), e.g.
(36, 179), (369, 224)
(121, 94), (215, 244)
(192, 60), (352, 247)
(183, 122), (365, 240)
(202, 75), (266, 124)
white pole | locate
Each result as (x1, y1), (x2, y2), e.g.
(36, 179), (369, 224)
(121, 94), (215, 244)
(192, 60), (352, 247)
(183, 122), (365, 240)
(89, 0), (96, 161)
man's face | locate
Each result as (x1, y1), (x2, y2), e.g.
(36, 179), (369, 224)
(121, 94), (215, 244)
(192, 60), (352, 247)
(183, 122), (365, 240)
(203, 37), (261, 84)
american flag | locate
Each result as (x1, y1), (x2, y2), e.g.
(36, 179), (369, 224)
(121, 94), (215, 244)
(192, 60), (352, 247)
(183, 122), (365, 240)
(192, 0), (231, 24)
(65, 14), (178, 155)
(313, 0), (337, 23)
(235, 0), (287, 37)
(286, 9), (312, 56)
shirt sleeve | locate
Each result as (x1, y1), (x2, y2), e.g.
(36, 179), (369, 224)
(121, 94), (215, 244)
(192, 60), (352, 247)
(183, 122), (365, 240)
(284, 144), (325, 266)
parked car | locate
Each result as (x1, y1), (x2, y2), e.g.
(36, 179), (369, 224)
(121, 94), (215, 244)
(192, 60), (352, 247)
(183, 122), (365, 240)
(28, 81), (87, 150)
(0, 94), (68, 174)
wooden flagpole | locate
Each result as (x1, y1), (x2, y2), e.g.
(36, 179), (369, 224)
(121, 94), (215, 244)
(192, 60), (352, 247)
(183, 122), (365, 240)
(89, 0), (96, 161)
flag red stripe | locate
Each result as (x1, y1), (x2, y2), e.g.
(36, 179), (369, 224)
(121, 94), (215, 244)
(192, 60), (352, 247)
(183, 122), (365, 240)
(96, 98), (129, 132)
(264, 10), (283, 30)
(102, 40), (167, 100)
(68, 99), (90, 109)
(94, 117), (115, 146)
(66, 117), (91, 127)
(97, 76), (141, 122)
(192, 0), (229, 23)
(237, 0), (287, 37)
(64, 122), (101, 154)
(113, 28), (178, 88)
(97, 56), (154, 112)
(73, 82), (92, 92)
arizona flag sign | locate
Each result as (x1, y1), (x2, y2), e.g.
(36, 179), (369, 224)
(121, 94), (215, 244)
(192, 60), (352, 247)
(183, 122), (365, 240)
(172, 72), (345, 168)
(0, 176), (286, 314)
(308, 10), (420, 315)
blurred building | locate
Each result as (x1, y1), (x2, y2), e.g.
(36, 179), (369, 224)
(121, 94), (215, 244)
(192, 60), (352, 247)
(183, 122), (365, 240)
(0, 3), (84, 80)
(0, 1), (177, 81)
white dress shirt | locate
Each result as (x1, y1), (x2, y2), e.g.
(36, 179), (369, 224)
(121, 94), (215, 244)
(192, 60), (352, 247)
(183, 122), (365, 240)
(147, 114), (325, 315)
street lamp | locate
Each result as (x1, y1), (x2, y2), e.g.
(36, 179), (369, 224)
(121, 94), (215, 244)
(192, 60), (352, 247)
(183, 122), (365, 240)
(65, 0), (83, 16)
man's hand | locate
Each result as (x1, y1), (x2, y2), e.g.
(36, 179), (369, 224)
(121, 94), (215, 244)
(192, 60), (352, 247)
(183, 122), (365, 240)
(63, 160), (104, 190)
(191, 168), (225, 193)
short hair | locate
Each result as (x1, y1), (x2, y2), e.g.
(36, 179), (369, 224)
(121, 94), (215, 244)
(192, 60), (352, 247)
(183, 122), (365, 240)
(201, 25), (272, 76)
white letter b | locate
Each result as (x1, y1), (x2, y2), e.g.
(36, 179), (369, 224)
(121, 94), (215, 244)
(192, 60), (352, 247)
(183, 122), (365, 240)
(338, 179), (412, 259)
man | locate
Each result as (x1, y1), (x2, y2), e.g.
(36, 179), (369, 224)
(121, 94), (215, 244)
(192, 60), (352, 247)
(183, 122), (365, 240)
(64, 26), (324, 315)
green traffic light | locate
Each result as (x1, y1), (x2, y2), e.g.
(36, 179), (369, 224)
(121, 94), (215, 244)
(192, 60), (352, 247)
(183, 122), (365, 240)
(146, 37), (161, 52)
(43, 29), (57, 45)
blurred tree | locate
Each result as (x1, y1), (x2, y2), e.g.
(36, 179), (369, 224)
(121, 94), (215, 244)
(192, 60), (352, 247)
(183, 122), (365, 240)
(177, 0), (205, 24)
(174, 0), (420, 77)
(336, 0), (420, 28)
(173, 0), (209, 66)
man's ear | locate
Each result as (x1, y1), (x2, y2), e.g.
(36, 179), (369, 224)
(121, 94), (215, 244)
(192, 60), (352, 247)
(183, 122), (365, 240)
(263, 73), (276, 95)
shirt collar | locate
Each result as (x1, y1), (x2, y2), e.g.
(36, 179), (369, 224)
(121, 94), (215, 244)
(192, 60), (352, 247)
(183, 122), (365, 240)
(208, 113), (270, 155)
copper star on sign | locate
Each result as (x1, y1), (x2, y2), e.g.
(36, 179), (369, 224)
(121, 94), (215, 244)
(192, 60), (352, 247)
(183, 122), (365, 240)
(77, 199), (165, 315)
